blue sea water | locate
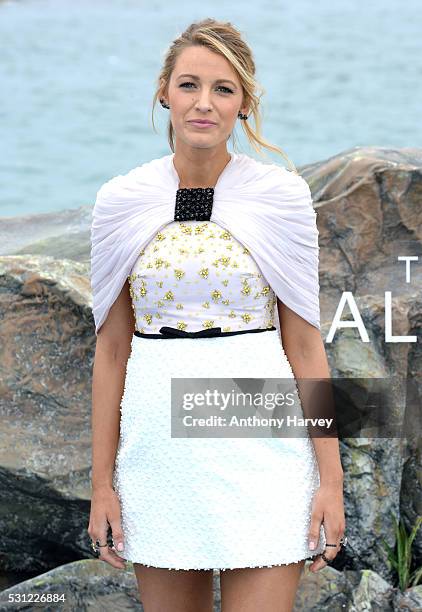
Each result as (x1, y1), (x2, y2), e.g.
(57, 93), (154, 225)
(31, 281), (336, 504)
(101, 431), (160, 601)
(0, 0), (421, 216)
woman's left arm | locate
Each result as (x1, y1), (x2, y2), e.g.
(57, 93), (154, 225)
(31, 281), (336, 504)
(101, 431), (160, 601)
(277, 299), (346, 573)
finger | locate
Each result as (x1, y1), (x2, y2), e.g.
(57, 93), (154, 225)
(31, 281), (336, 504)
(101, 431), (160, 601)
(308, 511), (323, 552)
(308, 532), (343, 573)
(327, 522), (347, 557)
(109, 512), (125, 555)
(95, 529), (127, 568)
(98, 543), (127, 569)
(89, 519), (109, 552)
(339, 527), (346, 545)
(323, 547), (339, 562)
(323, 529), (341, 561)
(308, 554), (328, 573)
(91, 524), (126, 569)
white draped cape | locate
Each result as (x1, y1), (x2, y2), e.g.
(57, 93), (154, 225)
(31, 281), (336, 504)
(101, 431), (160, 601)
(90, 152), (321, 336)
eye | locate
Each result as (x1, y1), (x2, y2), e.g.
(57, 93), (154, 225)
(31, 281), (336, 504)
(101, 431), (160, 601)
(217, 85), (234, 94)
(179, 82), (234, 94)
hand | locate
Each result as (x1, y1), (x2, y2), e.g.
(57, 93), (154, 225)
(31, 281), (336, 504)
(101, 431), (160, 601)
(307, 480), (346, 573)
(87, 485), (126, 569)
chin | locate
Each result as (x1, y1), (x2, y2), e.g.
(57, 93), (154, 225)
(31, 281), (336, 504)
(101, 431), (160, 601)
(183, 138), (219, 149)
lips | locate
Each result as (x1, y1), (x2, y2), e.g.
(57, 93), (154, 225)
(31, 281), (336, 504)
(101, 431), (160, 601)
(188, 120), (217, 125)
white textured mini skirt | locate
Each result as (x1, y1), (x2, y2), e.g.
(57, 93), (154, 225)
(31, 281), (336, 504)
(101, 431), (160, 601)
(113, 329), (326, 570)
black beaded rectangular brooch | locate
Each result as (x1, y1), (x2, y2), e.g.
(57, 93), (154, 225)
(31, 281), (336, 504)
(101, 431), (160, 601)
(174, 187), (214, 221)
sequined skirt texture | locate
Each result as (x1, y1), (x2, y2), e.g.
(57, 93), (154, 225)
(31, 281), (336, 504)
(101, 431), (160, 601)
(112, 329), (326, 570)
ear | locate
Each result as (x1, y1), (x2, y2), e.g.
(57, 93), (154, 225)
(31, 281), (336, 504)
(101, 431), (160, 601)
(158, 78), (168, 101)
(239, 95), (250, 117)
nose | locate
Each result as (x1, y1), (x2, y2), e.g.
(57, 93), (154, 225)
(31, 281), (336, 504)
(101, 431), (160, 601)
(194, 88), (213, 111)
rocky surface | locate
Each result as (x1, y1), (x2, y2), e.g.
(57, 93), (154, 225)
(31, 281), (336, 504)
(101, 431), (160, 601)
(303, 146), (422, 578)
(1, 561), (421, 611)
(0, 256), (95, 578)
(0, 146), (421, 606)
(0, 205), (92, 262)
(298, 566), (422, 611)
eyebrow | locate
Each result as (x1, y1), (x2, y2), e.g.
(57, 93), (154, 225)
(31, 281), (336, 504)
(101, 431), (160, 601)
(176, 73), (237, 88)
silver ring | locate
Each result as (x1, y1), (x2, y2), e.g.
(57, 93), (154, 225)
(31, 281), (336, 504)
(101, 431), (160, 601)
(91, 539), (108, 553)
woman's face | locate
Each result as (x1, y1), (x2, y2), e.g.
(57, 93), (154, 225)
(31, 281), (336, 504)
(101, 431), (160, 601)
(164, 45), (247, 151)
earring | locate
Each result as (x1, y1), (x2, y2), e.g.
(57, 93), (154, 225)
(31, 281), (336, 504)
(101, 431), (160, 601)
(160, 98), (170, 109)
(238, 111), (248, 120)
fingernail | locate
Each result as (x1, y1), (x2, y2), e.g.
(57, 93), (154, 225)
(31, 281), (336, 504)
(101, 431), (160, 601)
(309, 541), (315, 550)
(117, 542), (124, 551)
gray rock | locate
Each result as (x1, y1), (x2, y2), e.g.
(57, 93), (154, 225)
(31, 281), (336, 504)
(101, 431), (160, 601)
(0, 256), (95, 573)
(0, 146), (421, 603)
(303, 146), (422, 574)
(0, 560), (222, 612)
(0, 206), (92, 262)
(294, 563), (360, 611)
(393, 584), (422, 611)
(349, 569), (395, 611)
(2, 561), (419, 612)
(295, 565), (422, 611)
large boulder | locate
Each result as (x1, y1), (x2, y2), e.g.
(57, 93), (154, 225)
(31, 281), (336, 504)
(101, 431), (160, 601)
(0, 146), (420, 600)
(0, 255), (94, 573)
(304, 146), (422, 574)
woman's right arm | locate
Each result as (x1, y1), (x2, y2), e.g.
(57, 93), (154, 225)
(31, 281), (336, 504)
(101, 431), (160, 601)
(88, 279), (135, 568)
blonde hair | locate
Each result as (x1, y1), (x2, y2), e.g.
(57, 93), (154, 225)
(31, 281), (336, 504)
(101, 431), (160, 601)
(151, 17), (297, 173)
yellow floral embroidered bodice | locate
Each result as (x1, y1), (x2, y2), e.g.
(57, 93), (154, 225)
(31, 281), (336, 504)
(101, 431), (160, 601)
(128, 220), (277, 333)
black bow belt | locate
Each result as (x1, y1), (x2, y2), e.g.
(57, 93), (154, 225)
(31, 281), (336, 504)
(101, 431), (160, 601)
(134, 326), (276, 339)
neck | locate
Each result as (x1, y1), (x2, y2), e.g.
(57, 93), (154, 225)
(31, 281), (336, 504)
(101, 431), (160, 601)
(172, 150), (232, 189)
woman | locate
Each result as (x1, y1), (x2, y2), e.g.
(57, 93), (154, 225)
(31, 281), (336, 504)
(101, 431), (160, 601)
(88, 17), (346, 612)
